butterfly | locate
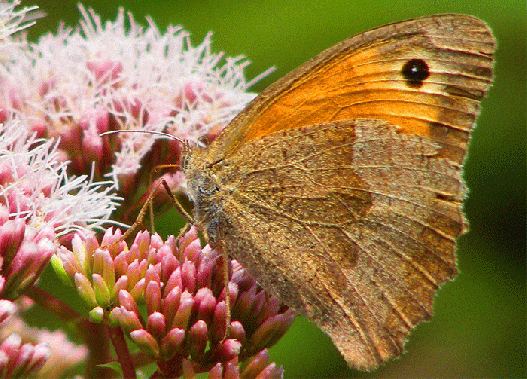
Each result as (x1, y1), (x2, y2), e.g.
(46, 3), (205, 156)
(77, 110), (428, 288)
(182, 14), (495, 370)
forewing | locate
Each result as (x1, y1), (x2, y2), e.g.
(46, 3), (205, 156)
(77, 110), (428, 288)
(207, 14), (494, 167)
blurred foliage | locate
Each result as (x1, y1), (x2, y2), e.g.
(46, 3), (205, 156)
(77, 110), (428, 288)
(26, 0), (525, 377)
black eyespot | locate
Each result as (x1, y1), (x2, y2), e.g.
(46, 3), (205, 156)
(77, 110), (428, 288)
(402, 59), (429, 88)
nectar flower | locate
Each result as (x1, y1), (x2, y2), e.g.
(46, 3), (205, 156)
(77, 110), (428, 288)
(0, 117), (121, 238)
(0, 4), (272, 227)
(0, 115), (120, 304)
(3, 4), (291, 377)
(54, 227), (294, 377)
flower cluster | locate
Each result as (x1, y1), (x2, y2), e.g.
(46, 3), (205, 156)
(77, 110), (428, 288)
(0, 118), (120, 238)
(0, 3), (271, 225)
(0, 220), (54, 301)
(0, 114), (120, 303)
(0, 108), (118, 378)
(0, 333), (50, 378)
(54, 227), (294, 377)
(0, 1), (294, 377)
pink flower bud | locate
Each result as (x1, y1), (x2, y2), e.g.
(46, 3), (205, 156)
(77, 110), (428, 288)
(211, 339), (241, 362)
(93, 248), (115, 290)
(210, 300), (228, 343)
(194, 287), (216, 324)
(116, 307), (143, 334)
(0, 220), (25, 264)
(74, 273), (98, 309)
(188, 320), (208, 359)
(130, 329), (159, 358)
(118, 289), (139, 315)
(223, 361), (240, 379)
(160, 328), (185, 359)
(240, 349), (270, 378)
(228, 321), (246, 345)
(130, 277), (146, 299)
(113, 275), (128, 297)
(145, 280), (162, 315)
(146, 312), (166, 342)
(0, 300), (16, 325)
(163, 286), (181, 328)
(207, 363), (223, 379)
(92, 273), (111, 308)
(172, 292), (194, 330)
(180, 260), (196, 293)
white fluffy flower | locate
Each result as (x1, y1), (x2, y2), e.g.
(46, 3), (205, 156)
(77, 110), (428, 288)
(0, 117), (121, 237)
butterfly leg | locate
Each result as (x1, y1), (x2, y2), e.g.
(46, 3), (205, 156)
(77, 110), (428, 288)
(118, 165), (193, 244)
(154, 167), (232, 341)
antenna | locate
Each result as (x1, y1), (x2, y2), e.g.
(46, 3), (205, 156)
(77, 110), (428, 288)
(100, 130), (189, 149)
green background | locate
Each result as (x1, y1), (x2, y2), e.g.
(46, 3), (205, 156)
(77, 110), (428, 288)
(26, 0), (525, 377)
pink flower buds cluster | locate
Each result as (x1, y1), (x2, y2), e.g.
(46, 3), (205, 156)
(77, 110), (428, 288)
(0, 333), (50, 378)
(0, 298), (50, 379)
(0, 300), (87, 379)
(54, 227), (294, 377)
(0, 220), (55, 300)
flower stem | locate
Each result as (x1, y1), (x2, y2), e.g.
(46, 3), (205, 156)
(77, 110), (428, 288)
(108, 325), (137, 379)
(25, 286), (82, 322)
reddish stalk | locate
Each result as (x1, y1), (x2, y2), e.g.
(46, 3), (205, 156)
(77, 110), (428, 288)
(108, 325), (137, 379)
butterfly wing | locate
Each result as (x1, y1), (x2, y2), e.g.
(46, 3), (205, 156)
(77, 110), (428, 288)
(186, 14), (495, 370)
(207, 14), (494, 167)
(214, 119), (463, 369)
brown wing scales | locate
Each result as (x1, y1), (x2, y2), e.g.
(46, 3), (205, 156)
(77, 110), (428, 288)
(213, 120), (460, 369)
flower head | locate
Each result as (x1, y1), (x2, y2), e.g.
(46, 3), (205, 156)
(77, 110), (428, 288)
(0, 4), (272, 227)
(0, 117), (121, 238)
(54, 227), (294, 377)
(0, 116), (121, 299)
